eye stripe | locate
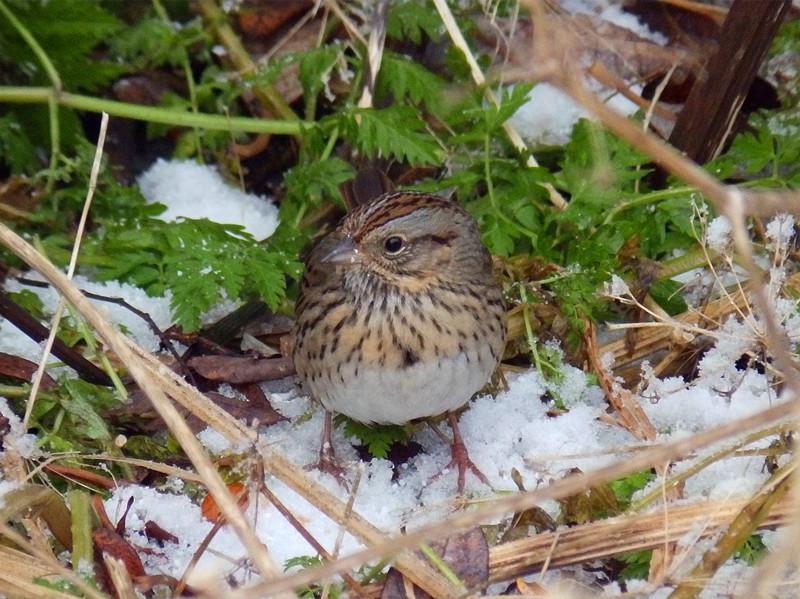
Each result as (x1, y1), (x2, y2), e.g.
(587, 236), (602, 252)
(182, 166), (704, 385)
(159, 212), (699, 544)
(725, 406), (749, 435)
(351, 192), (460, 241)
(426, 232), (458, 246)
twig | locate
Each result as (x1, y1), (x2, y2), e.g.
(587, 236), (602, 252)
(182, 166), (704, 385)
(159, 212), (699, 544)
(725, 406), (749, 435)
(18, 277), (186, 367)
(258, 477), (367, 597)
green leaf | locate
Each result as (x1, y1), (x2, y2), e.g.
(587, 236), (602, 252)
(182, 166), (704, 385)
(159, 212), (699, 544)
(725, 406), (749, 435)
(284, 555), (341, 599)
(245, 245), (300, 310)
(42, 164), (300, 332)
(375, 52), (447, 114)
(481, 216), (516, 257)
(109, 15), (209, 69)
(156, 218), (299, 331)
(0, 0), (126, 91)
(0, 112), (37, 174)
(386, 0), (442, 45)
(733, 534), (767, 565)
(483, 84), (535, 133)
(709, 112), (800, 185)
(339, 106), (442, 166)
(616, 550), (652, 581)
(60, 379), (122, 442)
(769, 19), (800, 61)
(284, 555), (323, 571)
(297, 43), (345, 110)
(335, 416), (411, 459)
(282, 157), (355, 209)
(545, 264), (615, 338)
(7, 289), (46, 320)
(558, 118), (651, 224)
(608, 470), (654, 504)
(648, 279), (688, 316)
(162, 219), (251, 331)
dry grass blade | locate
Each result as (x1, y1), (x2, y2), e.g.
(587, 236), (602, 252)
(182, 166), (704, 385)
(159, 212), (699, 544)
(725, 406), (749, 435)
(668, 462), (794, 599)
(0, 546), (65, 599)
(23, 112), (110, 431)
(103, 554), (137, 599)
(585, 320), (657, 441)
(493, 488), (793, 584)
(0, 521), (107, 599)
(603, 271), (800, 383)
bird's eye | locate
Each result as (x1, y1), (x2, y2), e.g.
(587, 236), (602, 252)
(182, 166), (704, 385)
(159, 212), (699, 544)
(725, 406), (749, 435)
(383, 235), (405, 254)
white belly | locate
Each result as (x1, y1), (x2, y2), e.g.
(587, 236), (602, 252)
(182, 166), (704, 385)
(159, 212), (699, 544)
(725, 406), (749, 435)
(310, 351), (492, 424)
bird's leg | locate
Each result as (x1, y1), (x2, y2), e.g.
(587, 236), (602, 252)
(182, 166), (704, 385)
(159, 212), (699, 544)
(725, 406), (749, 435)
(306, 410), (348, 483)
(428, 412), (491, 493)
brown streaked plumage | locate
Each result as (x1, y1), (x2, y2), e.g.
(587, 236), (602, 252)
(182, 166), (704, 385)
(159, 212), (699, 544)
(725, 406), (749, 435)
(292, 191), (507, 491)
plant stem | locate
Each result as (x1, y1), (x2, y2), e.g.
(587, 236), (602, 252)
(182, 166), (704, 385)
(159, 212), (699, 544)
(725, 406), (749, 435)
(603, 187), (695, 225)
(0, 1), (60, 90)
(0, 0), (62, 190)
(194, 0), (297, 123)
(631, 422), (794, 511)
(667, 460), (793, 599)
(483, 134), (536, 241)
(152, 0), (204, 158)
(67, 490), (94, 569)
(0, 86), (307, 134)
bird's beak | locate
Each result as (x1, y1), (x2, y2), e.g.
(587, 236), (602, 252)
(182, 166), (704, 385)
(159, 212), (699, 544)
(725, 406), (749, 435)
(321, 234), (362, 264)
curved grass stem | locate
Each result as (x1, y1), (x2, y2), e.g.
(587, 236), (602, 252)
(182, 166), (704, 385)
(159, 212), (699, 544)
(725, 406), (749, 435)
(0, 0), (62, 190)
(0, 86), (307, 134)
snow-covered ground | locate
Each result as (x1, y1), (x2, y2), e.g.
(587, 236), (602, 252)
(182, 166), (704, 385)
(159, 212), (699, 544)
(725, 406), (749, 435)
(0, 155), (793, 596)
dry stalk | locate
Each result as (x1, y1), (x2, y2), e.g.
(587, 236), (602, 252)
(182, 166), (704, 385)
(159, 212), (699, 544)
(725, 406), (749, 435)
(316, 490), (796, 599)
(603, 269), (800, 385)
(0, 521), (106, 599)
(667, 461), (794, 599)
(494, 489), (793, 584)
(584, 319), (657, 441)
(103, 554), (137, 599)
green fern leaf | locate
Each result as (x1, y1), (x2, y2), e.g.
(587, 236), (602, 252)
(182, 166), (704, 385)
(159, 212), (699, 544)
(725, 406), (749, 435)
(340, 106), (441, 166)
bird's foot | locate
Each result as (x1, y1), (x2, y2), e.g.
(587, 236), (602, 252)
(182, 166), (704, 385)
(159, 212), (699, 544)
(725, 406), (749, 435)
(305, 410), (349, 487)
(427, 412), (492, 494)
(305, 441), (349, 484)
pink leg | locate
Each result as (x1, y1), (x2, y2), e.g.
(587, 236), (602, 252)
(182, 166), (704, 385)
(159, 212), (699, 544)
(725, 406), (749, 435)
(306, 410), (347, 482)
(430, 412), (491, 493)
